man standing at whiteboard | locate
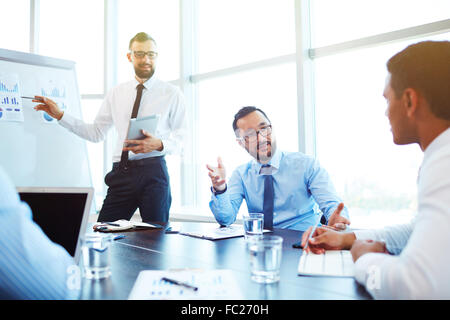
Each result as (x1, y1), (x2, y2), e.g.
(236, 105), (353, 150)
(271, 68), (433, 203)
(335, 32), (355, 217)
(33, 32), (186, 223)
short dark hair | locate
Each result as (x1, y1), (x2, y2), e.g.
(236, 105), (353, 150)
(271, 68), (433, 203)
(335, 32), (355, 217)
(387, 40), (450, 120)
(129, 32), (157, 50)
(232, 106), (271, 133)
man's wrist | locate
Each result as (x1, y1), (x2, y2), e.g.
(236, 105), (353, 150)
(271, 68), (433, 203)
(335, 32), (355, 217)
(157, 139), (164, 151)
(343, 232), (356, 250)
(212, 185), (227, 195)
(57, 111), (64, 121)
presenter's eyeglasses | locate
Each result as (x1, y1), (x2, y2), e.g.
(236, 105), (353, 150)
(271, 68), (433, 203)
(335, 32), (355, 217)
(131, 51), (158, 59)
(238, 125), (272, 143)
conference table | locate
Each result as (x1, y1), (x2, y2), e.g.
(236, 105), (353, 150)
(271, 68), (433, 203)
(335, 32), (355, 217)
(79, 222), (371, 300)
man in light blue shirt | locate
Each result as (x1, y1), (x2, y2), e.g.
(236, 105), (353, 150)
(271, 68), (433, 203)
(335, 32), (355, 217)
(0, 166), (80, 299)
(207, 106), (350, 231)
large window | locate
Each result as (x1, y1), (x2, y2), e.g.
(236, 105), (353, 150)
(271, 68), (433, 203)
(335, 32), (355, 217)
(314, 43), (423, 229)
(0, 0), (30, 52)
(311, 0), (450, 47)
(193, 0), (297, 217)
(197, 0), (295, 73)
(3, 0), (450, 226)
(311, 2), (450, 229)
(39, 0), (104, 94)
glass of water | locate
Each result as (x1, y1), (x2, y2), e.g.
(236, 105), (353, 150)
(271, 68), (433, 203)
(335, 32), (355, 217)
(81, 233), (113, 280)
(243, 213), (264, 240)
(247, 235), (283, 283)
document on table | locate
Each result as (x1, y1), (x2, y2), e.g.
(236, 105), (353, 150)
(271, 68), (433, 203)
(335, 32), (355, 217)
(179, 224), (271, 240)
(128, 269), (244, 300)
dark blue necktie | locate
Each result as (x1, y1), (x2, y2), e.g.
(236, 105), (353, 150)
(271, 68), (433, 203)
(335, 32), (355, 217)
(262, 164), (274, 230)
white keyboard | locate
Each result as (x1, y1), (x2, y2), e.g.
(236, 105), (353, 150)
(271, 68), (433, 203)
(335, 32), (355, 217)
(297, 250), (355, 277)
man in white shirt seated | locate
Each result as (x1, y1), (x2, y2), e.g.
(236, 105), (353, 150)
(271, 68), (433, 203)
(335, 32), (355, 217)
(33, 32), (186, 224)
(301, 40), (450, 299)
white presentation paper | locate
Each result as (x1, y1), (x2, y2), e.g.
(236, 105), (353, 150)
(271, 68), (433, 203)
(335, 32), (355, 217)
(128, 269), (244, 300)
(0, 73), (24, 122)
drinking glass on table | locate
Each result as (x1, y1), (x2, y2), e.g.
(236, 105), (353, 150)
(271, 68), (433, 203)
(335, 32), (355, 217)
(247, 235), (283, 283)
(243, 213), (264, 240)
(81, 233), (113, 280)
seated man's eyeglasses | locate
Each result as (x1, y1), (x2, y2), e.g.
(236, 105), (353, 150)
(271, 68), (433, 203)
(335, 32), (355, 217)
(238, 125), (272, 143)
(131, 51), (158, 59)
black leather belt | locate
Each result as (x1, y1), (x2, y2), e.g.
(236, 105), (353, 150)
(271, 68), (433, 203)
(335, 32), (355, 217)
(113, 156), (164, 170)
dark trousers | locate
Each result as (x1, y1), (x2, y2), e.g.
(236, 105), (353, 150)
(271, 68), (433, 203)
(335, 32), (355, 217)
(97, 156), (171, 223)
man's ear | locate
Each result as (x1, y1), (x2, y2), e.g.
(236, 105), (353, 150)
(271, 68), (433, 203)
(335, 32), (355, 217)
(236, 138), (245, 148)
(127, 52), (132, 63)
(403, 88), (419, 118)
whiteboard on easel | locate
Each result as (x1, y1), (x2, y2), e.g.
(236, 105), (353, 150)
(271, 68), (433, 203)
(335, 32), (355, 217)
(0, 48), (95, 211)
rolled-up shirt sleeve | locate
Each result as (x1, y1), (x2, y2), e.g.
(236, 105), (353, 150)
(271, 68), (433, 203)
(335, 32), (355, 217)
(354, 222), (414, 255)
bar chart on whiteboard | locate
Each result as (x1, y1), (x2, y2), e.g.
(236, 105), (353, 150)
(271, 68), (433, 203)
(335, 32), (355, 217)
(0, 73), (24, 122)
(39, 79), (68, 124)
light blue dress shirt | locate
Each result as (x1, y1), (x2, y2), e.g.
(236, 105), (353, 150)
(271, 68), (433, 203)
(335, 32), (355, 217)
(209, 150), (349, 231)
(0, 166), (80, 299)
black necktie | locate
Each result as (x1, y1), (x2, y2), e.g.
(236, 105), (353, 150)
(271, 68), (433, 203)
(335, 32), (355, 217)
(120, 83), (145, 166)
(262, 164), (274, 230)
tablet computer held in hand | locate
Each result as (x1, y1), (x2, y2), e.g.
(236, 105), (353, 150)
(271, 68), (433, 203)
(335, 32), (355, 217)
(126, 114), (160, 144)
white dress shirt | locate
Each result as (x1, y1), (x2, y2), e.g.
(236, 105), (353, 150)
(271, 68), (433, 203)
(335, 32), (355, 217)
(353, 127), (450, 299)
(59, 76), (186, 162)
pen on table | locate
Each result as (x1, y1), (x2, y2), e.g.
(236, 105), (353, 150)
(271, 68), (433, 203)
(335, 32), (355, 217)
(161, 277), (198, 291)
(104, 222), (121, 226)
(303, 212), (323, 251)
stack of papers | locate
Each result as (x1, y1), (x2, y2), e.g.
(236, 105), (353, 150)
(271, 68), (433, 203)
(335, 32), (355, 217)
(128, 269), (243, 300)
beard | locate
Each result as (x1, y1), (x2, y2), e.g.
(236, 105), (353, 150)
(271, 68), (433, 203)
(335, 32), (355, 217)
(254, 140), (276, 163)
(134, 63), (155, 80)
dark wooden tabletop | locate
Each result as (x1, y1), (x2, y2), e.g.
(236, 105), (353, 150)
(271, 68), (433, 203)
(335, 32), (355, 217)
(80, 222), (371, 300)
